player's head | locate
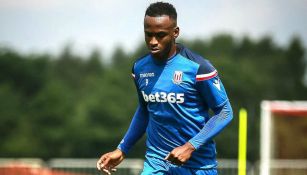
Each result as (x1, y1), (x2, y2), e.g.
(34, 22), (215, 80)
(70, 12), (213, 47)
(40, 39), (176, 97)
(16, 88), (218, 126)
(144, 2), (179, 60)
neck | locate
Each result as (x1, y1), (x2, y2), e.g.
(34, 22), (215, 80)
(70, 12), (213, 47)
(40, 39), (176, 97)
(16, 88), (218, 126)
(168, 44), (177, 58)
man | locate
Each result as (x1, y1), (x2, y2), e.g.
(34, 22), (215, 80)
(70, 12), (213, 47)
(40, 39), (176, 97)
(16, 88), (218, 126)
(97, 2), (233, 175)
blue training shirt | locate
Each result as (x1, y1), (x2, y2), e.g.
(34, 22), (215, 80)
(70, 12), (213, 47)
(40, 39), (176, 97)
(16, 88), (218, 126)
(118, 44), (233, 169)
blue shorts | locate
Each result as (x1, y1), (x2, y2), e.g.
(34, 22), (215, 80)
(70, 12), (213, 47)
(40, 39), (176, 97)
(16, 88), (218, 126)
(141, 156), (218, 175)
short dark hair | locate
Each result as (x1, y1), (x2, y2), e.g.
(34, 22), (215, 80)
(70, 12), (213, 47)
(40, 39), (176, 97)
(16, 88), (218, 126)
(145, 2), (177, 21)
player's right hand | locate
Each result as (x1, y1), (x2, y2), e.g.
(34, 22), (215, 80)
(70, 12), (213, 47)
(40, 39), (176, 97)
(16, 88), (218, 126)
(97, 149), (125, 175)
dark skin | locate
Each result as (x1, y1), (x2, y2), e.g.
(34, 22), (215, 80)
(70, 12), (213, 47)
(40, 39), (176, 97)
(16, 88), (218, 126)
(144, 15), (178, 61)
(96, 15), (195, 175)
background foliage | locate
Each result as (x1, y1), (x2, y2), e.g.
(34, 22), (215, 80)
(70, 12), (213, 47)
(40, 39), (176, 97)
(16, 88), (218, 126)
(0, 34), (306, 162)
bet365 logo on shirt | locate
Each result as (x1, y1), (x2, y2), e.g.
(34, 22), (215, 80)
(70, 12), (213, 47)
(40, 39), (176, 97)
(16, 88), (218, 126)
(142, 91), (184, 103)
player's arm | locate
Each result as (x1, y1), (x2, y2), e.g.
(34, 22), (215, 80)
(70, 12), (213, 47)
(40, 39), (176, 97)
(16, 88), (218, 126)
(97, 105), (148, 174)
(97, 68), (149, 174)
(166, 67), (233, 166)
(116, 67), (149, 154)
(166, 99), (232, 166)
(117, 103), (149, 154)
(188, 70), (233, 150)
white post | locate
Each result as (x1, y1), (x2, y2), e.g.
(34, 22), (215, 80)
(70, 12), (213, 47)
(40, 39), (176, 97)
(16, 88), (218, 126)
(260, 101), (271, 175)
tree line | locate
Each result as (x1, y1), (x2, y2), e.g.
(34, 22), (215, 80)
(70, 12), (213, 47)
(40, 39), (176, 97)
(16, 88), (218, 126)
(0, 34), (306, 162)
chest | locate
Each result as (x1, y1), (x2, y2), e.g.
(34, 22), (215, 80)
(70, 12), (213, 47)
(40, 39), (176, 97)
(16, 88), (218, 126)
(136, 63), (197, 104)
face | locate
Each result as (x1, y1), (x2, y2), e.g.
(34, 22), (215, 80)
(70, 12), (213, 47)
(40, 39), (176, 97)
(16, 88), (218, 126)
(144, 15), (179, 60)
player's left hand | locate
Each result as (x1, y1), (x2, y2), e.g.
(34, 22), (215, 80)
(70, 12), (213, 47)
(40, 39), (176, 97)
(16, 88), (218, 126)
(165, 142), (195, 166)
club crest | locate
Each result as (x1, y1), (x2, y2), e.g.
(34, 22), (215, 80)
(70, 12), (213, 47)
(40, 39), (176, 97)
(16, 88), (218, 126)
(173, 71), (183, 84)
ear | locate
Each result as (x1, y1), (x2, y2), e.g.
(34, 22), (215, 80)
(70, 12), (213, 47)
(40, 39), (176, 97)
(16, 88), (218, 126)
(173, 27), (180, 39)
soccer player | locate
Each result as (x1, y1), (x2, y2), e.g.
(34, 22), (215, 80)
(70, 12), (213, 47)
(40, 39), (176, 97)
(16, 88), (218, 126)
(97, 2), (233, 175)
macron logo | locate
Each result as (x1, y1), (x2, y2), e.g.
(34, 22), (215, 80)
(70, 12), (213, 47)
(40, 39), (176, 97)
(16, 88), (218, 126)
(140, 72), (155, 78)
(213, 79), (221, 90)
